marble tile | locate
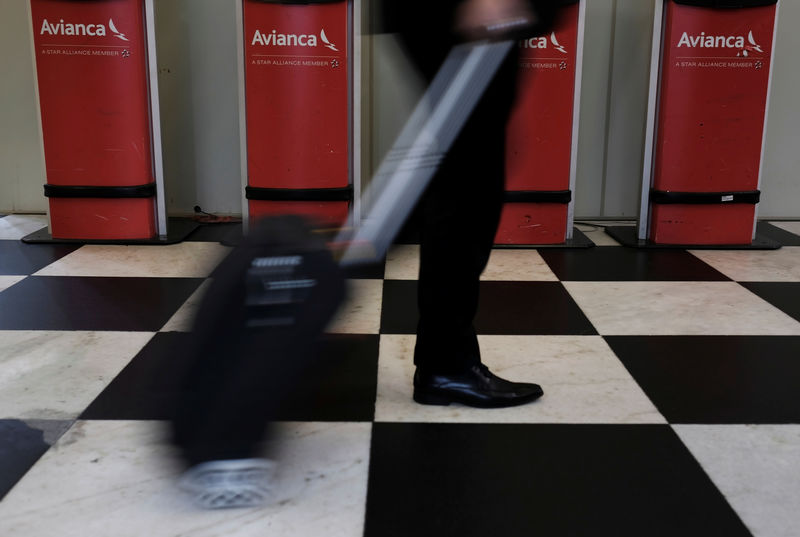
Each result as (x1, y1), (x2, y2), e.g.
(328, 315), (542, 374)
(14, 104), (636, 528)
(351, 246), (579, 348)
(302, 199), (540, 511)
(384, 245), (558, 281)
(605, 336), (800, 424)
(82, 333), (379, 423)
(161, 274), (374, 335)
(771, 221), (800, 237)
(575, 223), (627, 246)
(0, 276), (205, 331)
(380, 280), (597, 335)
(480, 249), (559, 281)
(326, 279), (383, 334)
(365, 423), (752, 537)
(674, 425), (800, 537)
(0, 420), (372, 537)
(383, 245), (420, 280)
(689, 247), (800, 282)
(563, 281), (800, 335)
(34, 242), (231, 278)
(0, 241), (80, 276)
(740, 282), (800, 324)
(374, 334), (665, 424)
(0, 419), (73, 500)
(541, 248), (729, 282)
(0, 276), (25, 293)
(0, 215), (48, 240)
(159, 280), (211, 332)
(0, 331), (154, 419)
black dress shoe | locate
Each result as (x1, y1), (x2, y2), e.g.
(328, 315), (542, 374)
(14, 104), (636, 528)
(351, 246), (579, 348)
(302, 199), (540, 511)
(413, 364), (543, 408)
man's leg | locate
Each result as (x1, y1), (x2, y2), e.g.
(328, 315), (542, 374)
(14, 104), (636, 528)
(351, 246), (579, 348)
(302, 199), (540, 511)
(385, 4), (543, 406)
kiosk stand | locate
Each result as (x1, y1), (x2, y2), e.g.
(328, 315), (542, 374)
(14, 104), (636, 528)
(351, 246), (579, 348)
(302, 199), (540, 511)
(238, 0), (358, 231)
(23, 0), (190, 244)
(608, 0), (782, 249)
(496, 0), (591, 248)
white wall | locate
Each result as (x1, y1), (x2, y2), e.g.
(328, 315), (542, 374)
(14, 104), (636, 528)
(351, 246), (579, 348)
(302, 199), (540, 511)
(0, 0), (46, 213)
(760, 0), (800, 218)
(1, 0), (798, 219)
(153, 0), (243, 216)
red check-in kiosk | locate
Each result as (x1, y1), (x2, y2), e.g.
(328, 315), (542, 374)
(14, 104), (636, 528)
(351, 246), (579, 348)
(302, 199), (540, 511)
(638, 0), (779, 245)
(239, 0), (353, 229)
(28, 0), (167, 240)
(496, 0), (585, 245)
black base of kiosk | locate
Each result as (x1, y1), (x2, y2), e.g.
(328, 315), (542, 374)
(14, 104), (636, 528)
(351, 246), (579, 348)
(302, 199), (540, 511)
(606, 223), (784, 250)
(21, 217), (200, 246)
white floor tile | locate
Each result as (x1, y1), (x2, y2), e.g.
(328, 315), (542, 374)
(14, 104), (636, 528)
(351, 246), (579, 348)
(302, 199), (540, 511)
(674, 425), (800, 537)
(374, 334), (665, 424)
(0, 331), (154, 419)
(575, 223), (628, 247)
(0, 215), (48, 240)
(770, 221), (800, 236)
(0, 420), (372, 537)
(480, 249), (559, 281)
(326, 279), (383, 334)
(33, 243), (231, 278)
(563, 281), (800, 335)
(160, 280), (211, 332)
(384, 244), (558, 281)
(0, 276), (26, 293)
(383, 245), (419, 280)
(689, 247), (800, 282)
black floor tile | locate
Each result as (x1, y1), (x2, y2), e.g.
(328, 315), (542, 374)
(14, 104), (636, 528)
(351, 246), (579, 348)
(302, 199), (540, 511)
(606, 336), (800, 424)
(0, 420), (70, 501)
(364, 423), (751, 537)
(185, 222), (243, 244)
(740, 282), (800, 324)
(343, 260), (386, 280)
(380, 280), (597, 335)
(82, 333), (379, 422)
(539, 247), (731, 281)
(0, 241), (80, 276)
(281, 334), (379, 421)
(0, 276), (203, 331)
(757, 222), (800, 246)
(80, 332), (192, 420)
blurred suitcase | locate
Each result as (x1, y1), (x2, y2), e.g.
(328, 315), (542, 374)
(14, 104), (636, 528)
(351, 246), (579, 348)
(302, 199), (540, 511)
(171, 35), (530, 508)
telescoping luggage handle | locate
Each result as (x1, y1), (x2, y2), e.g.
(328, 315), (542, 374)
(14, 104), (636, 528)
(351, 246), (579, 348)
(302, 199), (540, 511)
(335, 39), (515, 266)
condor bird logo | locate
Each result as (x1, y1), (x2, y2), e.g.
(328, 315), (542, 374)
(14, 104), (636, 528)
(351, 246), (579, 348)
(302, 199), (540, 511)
(550, 32), (567, 53)
(108, 19), (129, 41)
(320, 29), (338, 52)
(738, 31), (763, 57)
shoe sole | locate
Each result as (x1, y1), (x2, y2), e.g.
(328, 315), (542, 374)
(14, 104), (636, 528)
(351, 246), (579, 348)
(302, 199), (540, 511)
(413, 389), (543, 409)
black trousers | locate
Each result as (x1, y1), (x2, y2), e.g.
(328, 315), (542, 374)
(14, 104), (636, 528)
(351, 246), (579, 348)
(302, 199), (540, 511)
(384, 2), (522, 372)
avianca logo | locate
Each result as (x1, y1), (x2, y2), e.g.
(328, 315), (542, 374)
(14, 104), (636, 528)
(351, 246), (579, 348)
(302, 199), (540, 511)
(251, 28), (339, 51)
(521, 32), (567, 54)
(40, 18), (129, 41)
(677, 30), (763, 57)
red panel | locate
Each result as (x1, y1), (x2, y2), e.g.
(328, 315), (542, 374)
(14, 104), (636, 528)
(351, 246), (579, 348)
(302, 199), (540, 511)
(494, 204), (568, 245)
(500, 3), (579, 244)
(30, 0), (156, 240)
(248, 201), (349, 230)
(243, 1), (348, 191)
(650, 204), (755, 245)
(506, 3), (579, 191)
(49, 198), (156, 240)
(650, 1), (776, 244)
(31, 0), (153, 187)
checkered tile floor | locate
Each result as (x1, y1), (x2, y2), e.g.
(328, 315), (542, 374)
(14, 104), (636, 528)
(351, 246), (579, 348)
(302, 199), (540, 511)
(1, 214), (800, 537)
